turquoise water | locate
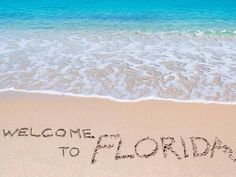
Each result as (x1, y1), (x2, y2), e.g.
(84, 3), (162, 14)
(0, 0), (236, 32)
(0, 0), (236, 102)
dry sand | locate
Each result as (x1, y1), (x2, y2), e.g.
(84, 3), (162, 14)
(0, 91), (236, 177)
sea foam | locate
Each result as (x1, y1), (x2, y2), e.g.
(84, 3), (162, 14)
(0, 31), (235, 102)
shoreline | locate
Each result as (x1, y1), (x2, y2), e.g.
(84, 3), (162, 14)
(1, 31), (235, 103)
(0, 88), (236, 105)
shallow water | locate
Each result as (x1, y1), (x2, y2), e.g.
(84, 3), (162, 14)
(0, 31), (235, 102)
(0, 0), (236, 31)
(0, 0), (236, 102)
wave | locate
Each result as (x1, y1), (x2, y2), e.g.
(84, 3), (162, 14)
(0, 88), (236, 105)
(0, 31), (235, 103)
(0, 19), (236, 35)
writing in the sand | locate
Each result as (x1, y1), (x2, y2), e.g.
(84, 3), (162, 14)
(2, 128), (236, 165)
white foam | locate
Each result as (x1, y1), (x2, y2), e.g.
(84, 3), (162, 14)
(0, 88), (235, 105)
(0, 31), (235, 102)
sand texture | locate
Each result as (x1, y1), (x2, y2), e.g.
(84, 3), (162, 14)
(0, 91), (236, 177)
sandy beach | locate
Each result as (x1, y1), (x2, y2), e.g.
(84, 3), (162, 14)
(0, 91), (235, 177)
(1, 1), (236, 176)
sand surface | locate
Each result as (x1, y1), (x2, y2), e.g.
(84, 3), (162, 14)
(0, 91), (236, 177)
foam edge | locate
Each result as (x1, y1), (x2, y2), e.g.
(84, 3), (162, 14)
(0, 87), (235, 105)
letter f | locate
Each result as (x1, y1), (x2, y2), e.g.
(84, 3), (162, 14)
(91, 134), (120, 164)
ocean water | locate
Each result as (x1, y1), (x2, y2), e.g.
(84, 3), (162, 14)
(0, 0), (236, 32)
(0, 0), (236, 102)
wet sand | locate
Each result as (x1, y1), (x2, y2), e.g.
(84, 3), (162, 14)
(0, 91), (236, 177)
